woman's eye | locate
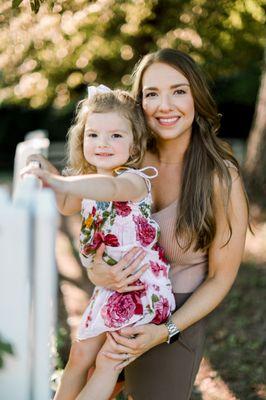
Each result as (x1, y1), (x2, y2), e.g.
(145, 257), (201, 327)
(174, 89), (186, 95)
(145, 92), (157, 98)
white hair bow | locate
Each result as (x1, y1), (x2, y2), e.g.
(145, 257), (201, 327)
(87, 84), (112, 100)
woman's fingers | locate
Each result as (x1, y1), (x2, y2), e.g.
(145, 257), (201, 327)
(113, 247), (141, 274)
(116, 264), (149, 292)
(115, 355), (137, 371)
(124, 263), (149, 284)
(110, 331), (141, 352)
(120, 249), (146, 277)
(105, 333), (136, 355)
(103, 351), (137, 370)
(119, 325), (144, 337)
(116, 284), (145, 293)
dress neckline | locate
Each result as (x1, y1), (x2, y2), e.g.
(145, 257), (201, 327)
(152, 198), (178, 215)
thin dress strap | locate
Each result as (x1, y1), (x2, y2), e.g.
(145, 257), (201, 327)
(114, 166), (158, 192)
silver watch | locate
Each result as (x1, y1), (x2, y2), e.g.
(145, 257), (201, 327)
(165, 317), (180, 344)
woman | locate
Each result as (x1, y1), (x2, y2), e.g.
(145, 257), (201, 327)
(33, 48), (247, 400)
(81, 48), (248, 399)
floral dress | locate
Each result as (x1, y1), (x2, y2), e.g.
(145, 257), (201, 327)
(77, 167), (176, 339)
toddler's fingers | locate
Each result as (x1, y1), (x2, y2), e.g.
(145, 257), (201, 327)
(94, 243), (106, 262)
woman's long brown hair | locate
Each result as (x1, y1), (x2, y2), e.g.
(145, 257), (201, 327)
(132, 48), (249, 251)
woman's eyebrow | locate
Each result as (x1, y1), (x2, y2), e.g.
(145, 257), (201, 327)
(143, 83), (190, 91)
(170, 83), (190, 88)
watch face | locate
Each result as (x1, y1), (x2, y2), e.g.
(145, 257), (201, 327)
(169, 331), (180, 344)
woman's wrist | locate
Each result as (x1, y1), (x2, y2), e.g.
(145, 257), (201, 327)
(156, 323), (169, 344)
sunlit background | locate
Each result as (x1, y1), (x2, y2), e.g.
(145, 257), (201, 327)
(0, 1), (265, 399)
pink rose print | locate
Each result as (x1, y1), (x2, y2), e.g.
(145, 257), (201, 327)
(83, 231), (105, 254)
(150, 261), (167, 277)
(151, 296), (170, 324)
(113, 202), (132, 217)
(104, 234), (120, 247)
(101, 288), (144, 328)
(152, 243), (168, 264)
(133, 215), (156, 247)
(82, 232), (119, 255)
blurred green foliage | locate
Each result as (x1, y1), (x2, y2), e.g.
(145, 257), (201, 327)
(1, 0), (265, 110)
(0, 335), (14, 369)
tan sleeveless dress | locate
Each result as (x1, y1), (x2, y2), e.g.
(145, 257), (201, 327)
(124, 201), (208, 400)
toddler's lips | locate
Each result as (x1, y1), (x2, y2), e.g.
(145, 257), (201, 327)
(156, 116), (180, 126)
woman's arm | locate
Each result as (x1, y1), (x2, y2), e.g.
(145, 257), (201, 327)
(31, 169), (148, 203)
(103, 168), (248, 368)
(25, 154), (82, 216)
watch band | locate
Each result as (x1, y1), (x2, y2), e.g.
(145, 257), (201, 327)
(165, 317), (180, 344)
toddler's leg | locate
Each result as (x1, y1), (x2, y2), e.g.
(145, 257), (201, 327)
(54, 333), (106, 400)
(76, 337), (122, 400)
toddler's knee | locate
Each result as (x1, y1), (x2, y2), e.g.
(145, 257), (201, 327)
(68, 341), (91, 369)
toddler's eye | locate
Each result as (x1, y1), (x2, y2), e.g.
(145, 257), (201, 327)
(87, 132), (97, 137)
(112, 133), (123, 138)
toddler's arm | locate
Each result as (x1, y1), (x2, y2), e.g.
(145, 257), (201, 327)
(32, 169), (148, 203)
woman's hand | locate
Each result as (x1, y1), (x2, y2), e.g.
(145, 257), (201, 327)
(88, 243), (149, 292)
(102, 323), (168, 370)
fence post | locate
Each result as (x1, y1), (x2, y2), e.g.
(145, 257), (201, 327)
(32, 189), (58, 400)
(0, 187), (32, 400)
(0, 135), (58, 399)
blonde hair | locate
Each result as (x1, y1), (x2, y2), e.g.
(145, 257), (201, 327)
(64, 90), (147, 175)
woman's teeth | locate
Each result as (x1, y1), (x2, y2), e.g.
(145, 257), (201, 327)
(157, 117), (179, 126)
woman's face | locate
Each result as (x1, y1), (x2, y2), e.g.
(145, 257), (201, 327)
(142, 62), (195, 142)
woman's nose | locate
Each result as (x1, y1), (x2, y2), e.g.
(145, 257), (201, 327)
(158, 94), (174, 112)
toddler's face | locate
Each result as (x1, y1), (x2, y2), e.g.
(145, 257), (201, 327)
(83, 111), (134, 175)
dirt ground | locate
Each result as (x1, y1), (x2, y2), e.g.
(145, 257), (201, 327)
(55, 212), (266, 400)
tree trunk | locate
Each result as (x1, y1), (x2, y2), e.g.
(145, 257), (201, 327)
(244, 49), (266, 210)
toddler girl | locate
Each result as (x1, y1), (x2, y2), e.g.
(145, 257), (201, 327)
(26, 86), (175, 400)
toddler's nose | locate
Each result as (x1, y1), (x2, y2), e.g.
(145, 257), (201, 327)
(98, 137), (109, 147)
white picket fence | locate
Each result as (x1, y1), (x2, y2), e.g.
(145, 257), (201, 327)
(0, 134), (58, 400)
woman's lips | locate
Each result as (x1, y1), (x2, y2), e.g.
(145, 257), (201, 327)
(156, 116), (180, 126)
